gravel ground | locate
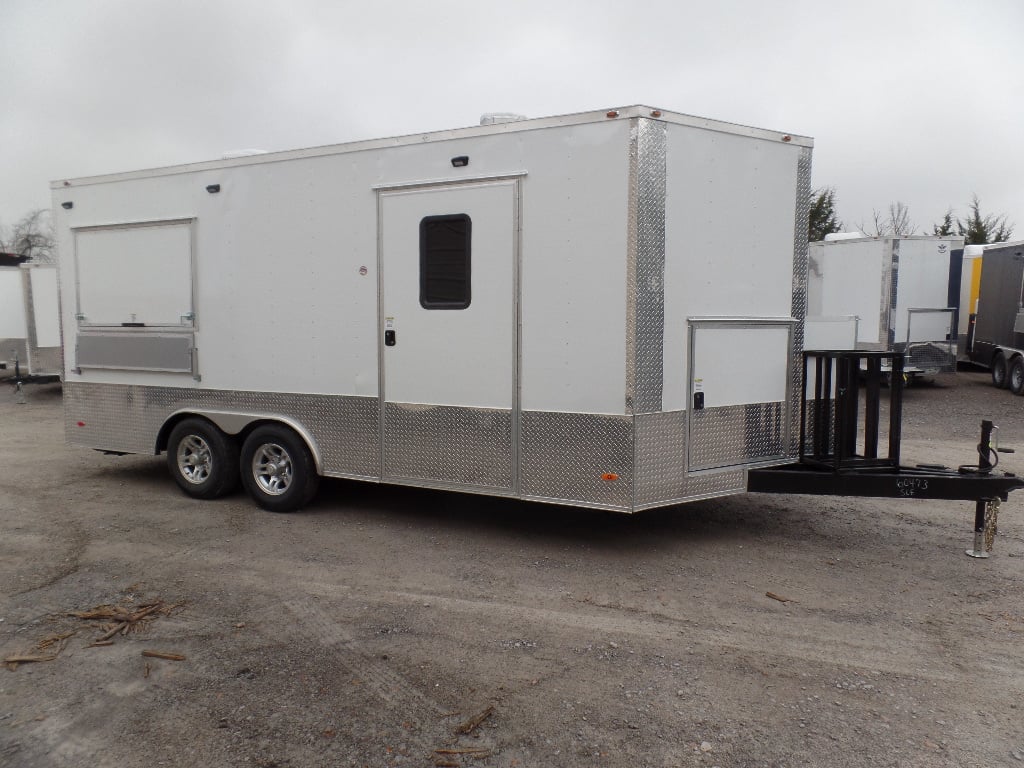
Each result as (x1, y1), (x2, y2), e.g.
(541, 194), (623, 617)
(1, 369), (1023, 768)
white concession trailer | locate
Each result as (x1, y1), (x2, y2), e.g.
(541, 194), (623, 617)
(805, 235), (963, 379)
(0, 262), (62, 378)
(53, 106), (813, 513)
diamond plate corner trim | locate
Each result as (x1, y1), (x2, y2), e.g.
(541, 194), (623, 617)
(634, 410), (686, 507)
(789, 146), (812, 453)
(633, 410), (750, 507)
(63, 382), (380, 477)
(520, 411), (633, 510)
(689, 403), (786, 472)
(383, 403), (512, 489)
(626, 118), (667, 415)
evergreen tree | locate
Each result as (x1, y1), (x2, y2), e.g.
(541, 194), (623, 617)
(956, 195), (1013, 244)
(808, 187), (842, 242)
(932, 209), (956, 236)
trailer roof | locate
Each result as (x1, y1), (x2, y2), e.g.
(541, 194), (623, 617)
(51, 105), (813, 189)
(811, 234), (965, 246)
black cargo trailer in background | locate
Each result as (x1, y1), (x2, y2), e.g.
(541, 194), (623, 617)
(968, 240), (1024, 393)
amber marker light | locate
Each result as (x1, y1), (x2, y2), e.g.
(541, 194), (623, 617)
(601, 473), (619, 481)
(650, 110), (662, 118)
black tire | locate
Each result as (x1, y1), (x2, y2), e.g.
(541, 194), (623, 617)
(1009, 357), (1024, 396)
(166, 418), (240, 500)
(240, 425), (320, 512)
(992, 352), (1009, 389)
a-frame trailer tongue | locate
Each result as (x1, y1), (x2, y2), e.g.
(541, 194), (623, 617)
(747, 351), (1024, 557)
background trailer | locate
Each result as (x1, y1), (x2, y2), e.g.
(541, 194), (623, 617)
(0, 260), (61, 378)
(805, 235), (963, 379)
(968, 239), (1024, 393)
(54, 106), (812, 513)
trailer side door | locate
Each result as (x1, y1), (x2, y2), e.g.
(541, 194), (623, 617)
(378, 180), (518, 492)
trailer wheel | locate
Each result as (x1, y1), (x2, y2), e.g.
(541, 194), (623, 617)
(240, 425), (320, 512)
(992, 352), (1009, 388)
(1009, 357), (1024, 396)
(167, 418), (240, 500)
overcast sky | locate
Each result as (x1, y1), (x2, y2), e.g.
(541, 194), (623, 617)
(2, 0), (1022, 237)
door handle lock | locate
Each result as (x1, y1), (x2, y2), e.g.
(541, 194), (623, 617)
(384, 330), (396, 347)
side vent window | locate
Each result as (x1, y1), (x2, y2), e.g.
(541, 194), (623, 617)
(420, 214), (471, 309)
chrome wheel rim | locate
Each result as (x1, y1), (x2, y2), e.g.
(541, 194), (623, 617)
(251, 442), (293, 496)
(177, 435), (213, 485)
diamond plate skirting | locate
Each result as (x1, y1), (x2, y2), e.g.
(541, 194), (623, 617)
(65, 383), (769, 511)
(64, 382), (380, 478)
(625, 118), (667, 414)
(688, 402), (786, 471)
(383, 403), (513, 489)
(634, 410), (746, 508)
(520, 411), (634, 510)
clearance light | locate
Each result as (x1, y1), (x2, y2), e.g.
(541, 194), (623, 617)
(782, 135), (792, 143)
(650, 110), (662, 118)
(77, 421), (86, 427)
(601, 473), (619, 481)
(606, 110), (619, 118)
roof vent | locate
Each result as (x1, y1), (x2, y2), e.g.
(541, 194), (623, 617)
(479, 113), (527, 126)
(824, 231), (868, 242)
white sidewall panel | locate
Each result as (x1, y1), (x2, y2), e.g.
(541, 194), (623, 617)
(519, 121), (630, 414)
(895, 239), (953, 342)
(0, 269), (28, 338)
(806, 240), (886, 346)
(29, 267), (61, 347)
(663, 128), (798, 412)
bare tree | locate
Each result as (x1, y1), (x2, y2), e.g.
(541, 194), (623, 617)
(862, 201), (916, 237)
(0, 209), (55, 263)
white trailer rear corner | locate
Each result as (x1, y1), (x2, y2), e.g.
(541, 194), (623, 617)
(53, 106), (813, 513)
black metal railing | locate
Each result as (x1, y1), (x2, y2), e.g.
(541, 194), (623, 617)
(801, 351), (904, 471)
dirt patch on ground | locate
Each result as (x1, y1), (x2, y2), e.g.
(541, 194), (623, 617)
(1, 370), (1023, 767)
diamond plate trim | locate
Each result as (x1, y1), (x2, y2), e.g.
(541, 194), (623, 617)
(520, 411), (633, 509)
(634, 410), (686, 506)
(789, 146), (812, 453)
(634, 411), (747, 508)
(626, 118), (667, 414)
(689, 403), (786, 471)
(64, 382), (380, 477)
(383, 403), (512, 489)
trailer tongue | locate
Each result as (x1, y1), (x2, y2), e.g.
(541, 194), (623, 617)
(747, 351), (1024, 557)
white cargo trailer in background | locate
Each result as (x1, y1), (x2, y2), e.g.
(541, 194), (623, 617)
(805, 235), (963, 379)
(0, 262), (62, 379)
(53, 106), (812, 513)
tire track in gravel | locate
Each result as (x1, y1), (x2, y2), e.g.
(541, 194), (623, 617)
(280, 598), (461, 757)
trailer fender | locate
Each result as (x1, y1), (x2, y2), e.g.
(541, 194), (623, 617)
(158, 410), (324, 475)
